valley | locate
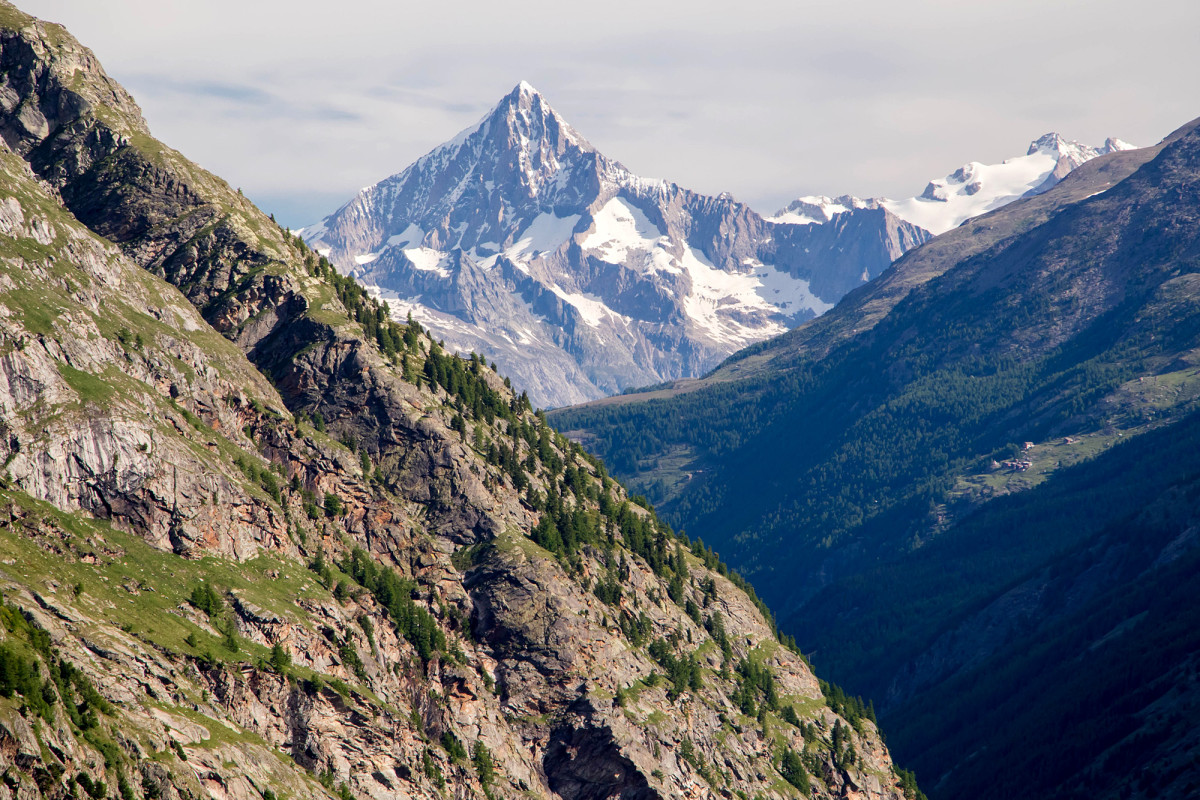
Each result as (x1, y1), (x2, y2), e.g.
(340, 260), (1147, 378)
(551, 117), (1200, 798)
(1, 1), (1196, 799)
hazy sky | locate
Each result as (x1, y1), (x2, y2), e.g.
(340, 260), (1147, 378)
(20, 0), (1200, 228)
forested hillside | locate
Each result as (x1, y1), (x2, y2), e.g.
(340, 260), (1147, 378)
(811, 407), (1200, 799)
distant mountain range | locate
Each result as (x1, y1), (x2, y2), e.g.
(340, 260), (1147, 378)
(305, 88), (1129, 407)
(303, 83), (929, 407)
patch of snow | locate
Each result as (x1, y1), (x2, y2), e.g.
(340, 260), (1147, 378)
(767, 211), (821, 226)
(638, 246), (683, 276)
(768, 195), (876, 226)
(506, 212), (581, 258)
(547, 285), (630, 329)
(680, 248), (770, 344)
(298, 219), (327, 242)
(404, 247), (452, 278)
(387, 223), (424, 248)
(755, 263), (832, 315)
(354, 253), (379, 265)
(581, 197), (668, 264)
(678, 248), (825, 345)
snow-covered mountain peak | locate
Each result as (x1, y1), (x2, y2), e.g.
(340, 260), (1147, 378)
(770, 133), (1138, 242)
(1027, 132), (1071, 155)
(880, 133), (1136, 234)
(492, 80), (585, 141)
(1025, 132), (1135, 162)
(1024, 132), (1117, 173)
(303, 84), (627, 263)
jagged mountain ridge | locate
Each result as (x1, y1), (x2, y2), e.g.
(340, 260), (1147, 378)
(304, 82), (929, 407)
(0, 5), (919, 800)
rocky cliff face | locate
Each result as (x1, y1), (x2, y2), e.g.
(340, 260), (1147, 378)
(0, 4), (918, 800)
(302, 83), (929, 407)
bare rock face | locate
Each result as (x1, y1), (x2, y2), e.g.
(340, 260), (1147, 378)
(0, 147), (293, 562)
(0, 4), (918, 800)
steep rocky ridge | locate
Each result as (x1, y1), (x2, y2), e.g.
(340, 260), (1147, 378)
(0, 1), (490, 537)
(303, 83), (929, 407)
(0, 5), (917, 800)
(0, 145), (293, 560)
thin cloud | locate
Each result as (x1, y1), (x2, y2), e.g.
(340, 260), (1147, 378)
(130, 76), (274, 105)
